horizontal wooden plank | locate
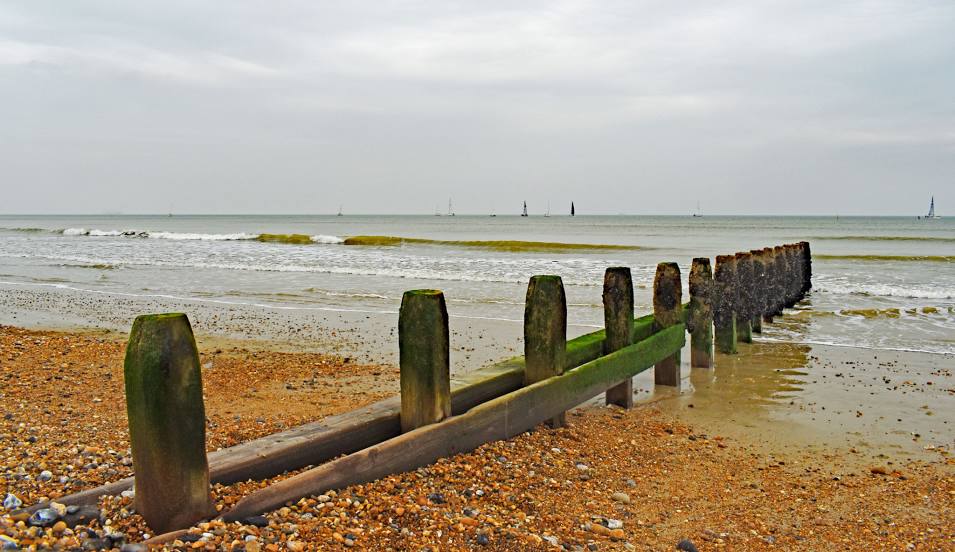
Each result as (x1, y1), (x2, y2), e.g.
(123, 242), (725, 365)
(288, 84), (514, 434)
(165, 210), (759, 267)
(222, 324), (686, 521)
(39, 311), (663, 509)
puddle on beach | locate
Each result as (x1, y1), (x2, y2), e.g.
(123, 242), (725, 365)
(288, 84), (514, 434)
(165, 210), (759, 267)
(629, 339), (954, 466)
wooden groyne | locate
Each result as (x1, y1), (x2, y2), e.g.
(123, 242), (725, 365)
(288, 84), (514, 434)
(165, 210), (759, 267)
(26, 242), (812, 538)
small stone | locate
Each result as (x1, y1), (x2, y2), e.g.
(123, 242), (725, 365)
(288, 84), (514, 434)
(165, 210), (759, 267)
(676, 539), (699, 552)
(38, 470), (53, 482)
(606, 519), (623, 530)
(52, 520), (67, 533)
(427, 493), (446, 504)
(286, 541), (305, 551)
(475, 533), (490, 545)
(870, 466), (888, 475)
(2, 493), (21, 510)
(611, 492), (631, 504)
(243, 515), (269, 528)
(28, 508), (60, 527)
(119, 543), (148, 552)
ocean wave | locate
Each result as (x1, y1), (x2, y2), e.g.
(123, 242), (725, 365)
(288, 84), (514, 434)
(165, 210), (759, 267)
(811, 235), (955, 243)
(815, 254), (955, 263)
(814, 282), (954, 300)
(54, 228), (340, 243)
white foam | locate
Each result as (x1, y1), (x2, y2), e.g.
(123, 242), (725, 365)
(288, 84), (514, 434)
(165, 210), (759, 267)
(815, 283), (954, 300)
(310, 234), (345, 244)
(146, 231), (259, 241)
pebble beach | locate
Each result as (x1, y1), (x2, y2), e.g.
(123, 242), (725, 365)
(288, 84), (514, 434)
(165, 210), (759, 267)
(1, 325), (952, 550)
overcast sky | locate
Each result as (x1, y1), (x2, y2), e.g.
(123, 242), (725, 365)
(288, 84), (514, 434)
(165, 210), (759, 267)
(1, 1), (953, 215)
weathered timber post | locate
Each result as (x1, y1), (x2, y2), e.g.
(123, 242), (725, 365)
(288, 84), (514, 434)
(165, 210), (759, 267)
(688, 258), (714, 368)
(714, 255), (738, 354)
(800, 241), (812, 295)
(762, 247), (776, 323)
(783, 244), (797, 307)
(124, 313), (213, 534)
(749, 250), (765, 333)
(653, 262), (683, 386)
(603, 267), (635, 407)
(525, 275), (568, 427)
(735, 252), (754, 343)
(772, 246), (787, 315)
(399, 290), (451, 433)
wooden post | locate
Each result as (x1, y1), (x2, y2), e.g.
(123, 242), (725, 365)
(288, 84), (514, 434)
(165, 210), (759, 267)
(603, 267), (634, 407)
(714, 255), (737, 354)
(799, 241), (812, 295)
(124, 313), (212, 534)
(749, 250), (765, 333)
(761, 247), (776, 323)
(524, 275), (567, 427)
(785, 244), (800, 307)
(688, 258), (714, 368)
(772, 246), (787, 315)
(653, 262), (682, 386)
(399, 290), (451, 433)
(735, 252), (754, 343)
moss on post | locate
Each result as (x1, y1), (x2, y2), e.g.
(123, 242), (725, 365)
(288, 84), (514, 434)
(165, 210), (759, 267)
(735, 252), (754, 343)
(124, 313), (212, 534)
(602, 267), (634, 407)
(714, 255), (737, 354)
(653, 262), (682, 386)
(688, 258), (714, 368)
(399, 290), (451, 433)
(749, 250), (766, 333)
(524, 275), (568, 427)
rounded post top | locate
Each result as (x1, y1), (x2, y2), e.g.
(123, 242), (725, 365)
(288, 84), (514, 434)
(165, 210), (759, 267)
(403, 289), (444, 297)
(735, 251), (752, 260)
(133, 312), (188, 324)
(691, 257), (710, 267)
(715, 254), (735, 264)
(529, 274), (563, 285)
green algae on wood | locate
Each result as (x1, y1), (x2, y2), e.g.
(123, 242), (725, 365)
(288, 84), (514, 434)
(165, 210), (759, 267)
(220, 325), (686, 522)
(688, 258), (714, 368)
(524, 275), (567, 427)
(256, 233), (315, 245)
(772, 246), (787, 315)
(399, 290), (451, 433)
(652, 262), (682, 386)
(734, 252), (754, 344)
(714, 255), (738, 354)
(124, 313), (212, 534)
(602, 267), (634, 407)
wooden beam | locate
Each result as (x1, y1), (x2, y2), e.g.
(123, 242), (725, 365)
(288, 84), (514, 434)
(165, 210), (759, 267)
(714, 255), (737, 354)
(653, 262), (682, 386)
(220, 325), (686, 522)
(399, 290), (451, 432)
(38, 311), (663, 510)
(603, 267), (634, 407)
(749, 250), (766, 333)
(124, 313), (213, 534)
(524, 275), (568, 427)
(734, 252), (754, 343)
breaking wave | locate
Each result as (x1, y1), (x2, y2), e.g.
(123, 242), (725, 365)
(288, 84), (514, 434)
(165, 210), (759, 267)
(815, 254), (955, 263)
(811, 235), (955, 243)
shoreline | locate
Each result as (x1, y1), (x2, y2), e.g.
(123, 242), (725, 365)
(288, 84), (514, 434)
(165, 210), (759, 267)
(1, 324), (952, 549)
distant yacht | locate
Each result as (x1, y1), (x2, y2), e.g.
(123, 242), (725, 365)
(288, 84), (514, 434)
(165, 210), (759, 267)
(544, 201), (550, 218)
(337, 205), (343, 217)
(448, 198), (455, 217)
(571, 202), (575, 216)
(920, 196), (940, 220)
(692, 201), (703, 218)
(521, 201), (529, 217)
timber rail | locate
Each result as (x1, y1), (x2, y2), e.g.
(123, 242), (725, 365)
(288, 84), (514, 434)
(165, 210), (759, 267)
(23, 242), (813, 539)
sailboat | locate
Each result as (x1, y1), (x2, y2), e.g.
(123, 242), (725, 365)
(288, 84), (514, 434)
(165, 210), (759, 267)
(922, 196), (940, 219)
(521, 201), (529, 217)
(692, 201), (703, 218)
(337, 205), (343, 217)
(544, 201), (550, 218)
(571, 202), (575, 216)
(448, 198), (455, 217)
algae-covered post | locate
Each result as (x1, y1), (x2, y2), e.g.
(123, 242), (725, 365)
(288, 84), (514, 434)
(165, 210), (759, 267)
(782, 244), (797, 307)
(799, 241), (812, 294)
(524, 275), (568, 427)
(602, 267), (634, 407)
(749, 250), (766, 333)
(688, 258), (714, 368)
(714, 255), (738, 354)
(399, 290), (451, 433)
(652, 262), (682, 386)
(772, 246), (787, 315)
(124, 313), (213, 534)
(735, 252), (754, 344)
(761, 247), (776, 323)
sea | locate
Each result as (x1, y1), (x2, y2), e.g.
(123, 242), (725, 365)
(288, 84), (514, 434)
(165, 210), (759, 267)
(1, 214), (954, 357)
